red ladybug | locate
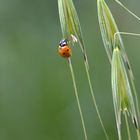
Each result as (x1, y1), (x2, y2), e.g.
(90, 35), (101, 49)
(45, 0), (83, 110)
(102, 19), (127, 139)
(58, 39), (71, 58)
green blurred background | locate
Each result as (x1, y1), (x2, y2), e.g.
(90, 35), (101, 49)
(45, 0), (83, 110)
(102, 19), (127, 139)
(0, 0), (140, 139)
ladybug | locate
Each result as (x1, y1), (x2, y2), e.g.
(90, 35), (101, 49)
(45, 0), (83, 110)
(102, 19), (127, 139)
(58, 39), (71, 58)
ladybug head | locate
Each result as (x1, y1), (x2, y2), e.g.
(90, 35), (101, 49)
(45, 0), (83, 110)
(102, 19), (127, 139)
(59, 39), (68, 47)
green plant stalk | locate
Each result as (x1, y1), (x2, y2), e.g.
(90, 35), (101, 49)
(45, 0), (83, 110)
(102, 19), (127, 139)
(77, 35), (109, 139)
(124, 111), (131, 140)
(136, 129), (140, 140)
(68, 57), (88, 140)
(114, 0), (140, 21)
(84, 62), (110, 140)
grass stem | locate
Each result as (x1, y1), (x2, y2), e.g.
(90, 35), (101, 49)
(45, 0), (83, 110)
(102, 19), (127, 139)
(84, 62), (110, 140)
(136, 129), (140, 140)
(124, 111), (131, 140)
(114, 0), (140, 21)
(68, 57), (88, 140)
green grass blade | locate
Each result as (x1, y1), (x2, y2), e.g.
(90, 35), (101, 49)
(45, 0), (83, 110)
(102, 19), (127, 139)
(68, 58), (88, 140)
(85, 63), (110, 140)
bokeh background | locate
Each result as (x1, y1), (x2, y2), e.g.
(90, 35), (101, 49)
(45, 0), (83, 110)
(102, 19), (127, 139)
(0, 0), (140, 139)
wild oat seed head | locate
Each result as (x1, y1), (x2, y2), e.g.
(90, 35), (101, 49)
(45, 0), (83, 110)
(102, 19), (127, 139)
(58, 0), (89, 68)
(111, 47), (138, 139)
(97, 0), (133, 77)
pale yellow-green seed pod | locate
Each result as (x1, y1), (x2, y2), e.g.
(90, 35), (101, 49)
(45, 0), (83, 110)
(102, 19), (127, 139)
(111, 47), (138, 139)
(97, 0), (133, 78)
(58, 0), (88, 68)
